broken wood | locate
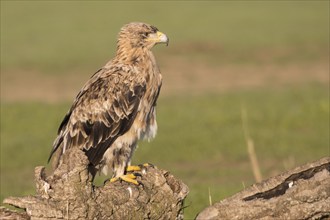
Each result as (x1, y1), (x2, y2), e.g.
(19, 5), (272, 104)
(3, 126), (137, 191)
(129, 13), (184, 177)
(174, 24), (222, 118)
(1, 147), (329, 219)
(1, 148), (189, 219)
(196, 157), (330, 220)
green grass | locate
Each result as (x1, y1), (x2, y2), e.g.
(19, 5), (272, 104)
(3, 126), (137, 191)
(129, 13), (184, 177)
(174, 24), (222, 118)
(1, 1), (328, 73)
(1, 84), (329, 219)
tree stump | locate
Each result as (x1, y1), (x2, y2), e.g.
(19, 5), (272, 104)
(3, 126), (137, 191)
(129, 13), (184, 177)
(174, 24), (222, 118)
(1, 148), (189, 219)
(2, 148), (329, 220)
(196, 157), (330, 220)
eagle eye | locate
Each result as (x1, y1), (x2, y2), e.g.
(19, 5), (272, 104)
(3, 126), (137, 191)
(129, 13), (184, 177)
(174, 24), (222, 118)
(140, 32), (149, 39)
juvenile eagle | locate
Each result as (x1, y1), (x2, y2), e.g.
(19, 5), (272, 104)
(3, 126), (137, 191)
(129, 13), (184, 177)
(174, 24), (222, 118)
(48, 22), (168, 183)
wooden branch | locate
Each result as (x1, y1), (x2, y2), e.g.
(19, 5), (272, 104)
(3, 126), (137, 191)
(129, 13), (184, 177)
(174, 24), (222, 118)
(196, 157), (330, 220)
(1, 147), (329, 220)
(1, 148), (189, 219)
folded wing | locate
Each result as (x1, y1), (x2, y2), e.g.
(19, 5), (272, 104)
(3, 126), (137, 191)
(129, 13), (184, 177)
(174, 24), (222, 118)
(49, 67), (146, 167)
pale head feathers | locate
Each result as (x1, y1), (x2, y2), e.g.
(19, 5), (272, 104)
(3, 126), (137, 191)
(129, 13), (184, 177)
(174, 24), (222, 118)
(116, 22), (169, 60)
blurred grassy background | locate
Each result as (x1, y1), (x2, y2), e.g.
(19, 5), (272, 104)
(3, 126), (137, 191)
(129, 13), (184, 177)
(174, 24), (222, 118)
(1, 1), (329, 219)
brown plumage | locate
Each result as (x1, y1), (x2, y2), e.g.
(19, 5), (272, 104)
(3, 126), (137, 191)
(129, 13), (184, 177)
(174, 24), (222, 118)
(48, 22), (168, 179)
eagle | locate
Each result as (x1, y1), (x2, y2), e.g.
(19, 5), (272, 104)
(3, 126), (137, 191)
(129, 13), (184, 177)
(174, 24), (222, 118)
(48, 22), (168, 184)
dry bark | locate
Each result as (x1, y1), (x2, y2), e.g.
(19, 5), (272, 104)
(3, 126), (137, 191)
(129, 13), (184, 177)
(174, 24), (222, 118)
(1, 148), (189, 220)
(196, 157), (330, 220)
(2, 149), (329, 220)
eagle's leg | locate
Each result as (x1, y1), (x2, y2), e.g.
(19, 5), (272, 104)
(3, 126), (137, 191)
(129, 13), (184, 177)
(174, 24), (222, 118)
(109, 164), (154, 185)
(106, 143), (142, 185)
(106, 164), (153, 185)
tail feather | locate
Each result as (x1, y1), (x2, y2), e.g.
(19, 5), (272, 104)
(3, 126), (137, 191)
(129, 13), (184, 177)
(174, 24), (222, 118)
(48, 134), (65, 170)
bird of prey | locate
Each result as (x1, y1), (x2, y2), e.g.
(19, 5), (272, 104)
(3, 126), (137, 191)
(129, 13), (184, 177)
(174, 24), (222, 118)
(48, 22), (168, 184)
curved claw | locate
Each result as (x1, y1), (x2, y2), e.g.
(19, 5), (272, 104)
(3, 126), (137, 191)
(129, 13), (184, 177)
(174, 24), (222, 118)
(126, 165), (142, 172)
(105, 163), (156, 185)
(138, 163), (155, 174)
(107, 173), (141, 185)
(138, 163), (155, 168)
(126, 163), (155, 174)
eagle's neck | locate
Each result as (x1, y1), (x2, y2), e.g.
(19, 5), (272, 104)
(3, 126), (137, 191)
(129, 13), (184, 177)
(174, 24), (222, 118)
(114, 42), (155, 66)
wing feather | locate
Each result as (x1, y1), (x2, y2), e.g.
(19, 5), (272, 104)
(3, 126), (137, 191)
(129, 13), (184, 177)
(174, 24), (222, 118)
(48, 67), (146, 166)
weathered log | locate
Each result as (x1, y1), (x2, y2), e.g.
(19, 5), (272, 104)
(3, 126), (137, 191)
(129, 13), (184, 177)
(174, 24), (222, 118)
(1, 148), (189, 219)
(2, 149), (329, 220)
(196, 157), (330, 220)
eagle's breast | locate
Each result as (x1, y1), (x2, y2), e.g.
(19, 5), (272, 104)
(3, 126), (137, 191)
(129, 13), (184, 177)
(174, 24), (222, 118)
(100, 55), (162, 175)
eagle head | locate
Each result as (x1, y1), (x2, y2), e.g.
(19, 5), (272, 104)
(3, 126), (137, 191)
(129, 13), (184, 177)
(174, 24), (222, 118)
(117, 22), (169, 50)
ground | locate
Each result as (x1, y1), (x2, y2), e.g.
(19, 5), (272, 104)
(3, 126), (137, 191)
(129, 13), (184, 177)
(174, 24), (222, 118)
(2, 56), (328, 102)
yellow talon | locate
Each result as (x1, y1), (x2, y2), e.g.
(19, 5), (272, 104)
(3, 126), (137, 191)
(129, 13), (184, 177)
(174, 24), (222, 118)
(126, 163), (154, 173)
(126, 165), (142, 172)
(141, 163), (154, 168)
(110, 173), (139, 185)
(107, 164), (155, 185)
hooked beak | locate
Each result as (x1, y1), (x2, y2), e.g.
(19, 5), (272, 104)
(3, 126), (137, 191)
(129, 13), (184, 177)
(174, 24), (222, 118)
(156, 31), (169, 46)
(147, 31), (169, 46)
